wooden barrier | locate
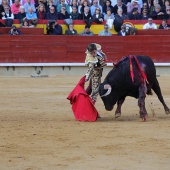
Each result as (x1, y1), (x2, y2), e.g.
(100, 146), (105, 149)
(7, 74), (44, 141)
(0, 27), (44, 35)
(136, 29), (170, 35)
(0, 35), (170, 63)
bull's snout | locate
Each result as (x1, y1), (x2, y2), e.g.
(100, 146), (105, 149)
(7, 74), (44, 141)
(105, 105), (113, 111)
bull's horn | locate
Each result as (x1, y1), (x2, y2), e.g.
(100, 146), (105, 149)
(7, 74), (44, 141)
(100, 84), (112, 97)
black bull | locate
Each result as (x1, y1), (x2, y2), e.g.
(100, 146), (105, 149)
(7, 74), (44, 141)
(99, 55), (170, 120)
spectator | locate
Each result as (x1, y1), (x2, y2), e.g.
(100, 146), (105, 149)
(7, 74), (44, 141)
(162, 0), (170, 12)
(103, 0), (114, 14)
(159, 19), (170, 29)
(127, 0), (141, 13)
(24, 0), (36, 13)
(114, 8), (127, 32)
(22, 0), (35, 5)
(20, 18), (35, 27)
(92, 7), (104, 23)
(65, 23), (78, 35)
(79, 24), (94, 35)
(16, 6), (26, 23)
(46, 20), (62, 35)
(80, 0), (90, 15)
(140, 9), (149, 20)
(113, 0), (127, 15)
(70, 6), (81, 19)
(90, 0), (102, 15)
(78, 0), (91, 6)
(53, 0), (60, 6)
(98, 24), (112, 36)
(143, 17), (157, 29)
(46, 5), (58, 20)
(150, 4), (165, 20)
(0, 0), (12, 7)
(165, 6), (170, 19)
(117, 24), (127, 36)
(81, 6), (92, 25)
(0, 2), (5, 19)
(26, 7), (38, 26)
(2, 5), (14, 19)
(104, 8), (114, 20)
(37, 4), (46, 19)
(70, 0), (78, 13)
(35, 0), (46, 12)
(11, 0), (21, 19)
(57, 0), (70, 13)
(46, 0), (56, 13)
(58, 5), (69, 19)
(9, 25), (21, 35)
(141, 2), (150, 14)
(150, 0), (159, 15)
(128, 27), (137, 35)
(127, 7), (141, 19)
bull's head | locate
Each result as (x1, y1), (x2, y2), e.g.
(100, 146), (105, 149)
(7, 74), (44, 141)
(99, 83), (117, 111)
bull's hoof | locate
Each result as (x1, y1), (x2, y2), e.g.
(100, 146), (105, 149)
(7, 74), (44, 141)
(115, 113), (121, 119)
(165, 110), (170, 115)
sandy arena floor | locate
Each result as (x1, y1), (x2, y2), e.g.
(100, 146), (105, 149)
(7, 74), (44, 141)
(0, 75), (170, 170)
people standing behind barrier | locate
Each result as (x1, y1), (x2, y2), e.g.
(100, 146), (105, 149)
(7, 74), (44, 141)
(9, 25), (21, 35)
(92, 7), (104, 23)
(165, 6), (170, 19)
(117, 24), (127, 36)
(24, 0), (36, 13)
(46, 5), (58, 20)
(20, 18), (35, 27)
(57, 0), (70, 13)
(114, 8), (127, 32)
(140, 9), (149, 20)
(150, 4), (166, 20)
(36, 4), (46, 19)
(70, 6), (81, 19)
(11, 0), (21, 19)
(113, 0), (127, 15)
(90, 0), (102, 15)
(127, 0), (141, 13)
(103, 0), (114, 15)
(98, 24), (112, 36)
(58, 5), (69, 19)
(65, 23), (78, 35)
(159, 19), (170, 29)
(79, 24), (94, 35)
(143, 17), (157, 29)
(46, 19), (62, 34)
(81, 6), (92, 25)
(127, 7), (141, 19)
(26, 7), (38, 26)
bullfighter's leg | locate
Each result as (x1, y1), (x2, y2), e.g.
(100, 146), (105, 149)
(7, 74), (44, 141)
(152, 79), (170, 114)
(138, 83), (148, 121)
(86, 79), (92, 95)
(115, 97), (125, 118)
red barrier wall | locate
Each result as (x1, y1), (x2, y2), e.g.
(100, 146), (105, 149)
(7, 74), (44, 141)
(0, 35), (170, 63)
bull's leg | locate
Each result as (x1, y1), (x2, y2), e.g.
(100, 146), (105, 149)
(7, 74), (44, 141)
(152, 79), (170, 114)
(115, 97), (125, 118)
(138, 83), (148, 121)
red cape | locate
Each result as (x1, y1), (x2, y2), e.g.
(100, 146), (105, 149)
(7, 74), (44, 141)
(67, 76), (98, 122)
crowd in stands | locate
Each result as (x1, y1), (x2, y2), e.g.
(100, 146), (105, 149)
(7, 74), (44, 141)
(0, 0), (170, 35)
